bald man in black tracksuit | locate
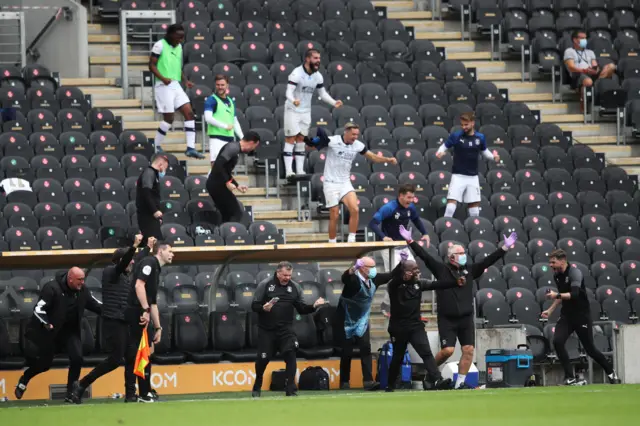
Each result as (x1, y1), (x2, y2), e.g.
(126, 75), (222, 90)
(385, 260), (463, 392)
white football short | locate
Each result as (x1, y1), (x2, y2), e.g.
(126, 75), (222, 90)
(154, 81), (190, 113)
(283, 109), (311, 137)
(447, 174), (481, 203)
(323, 181), (355, 208)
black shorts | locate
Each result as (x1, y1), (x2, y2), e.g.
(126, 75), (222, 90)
(437, 314), (475, 348)
(257, 329), (298, 359)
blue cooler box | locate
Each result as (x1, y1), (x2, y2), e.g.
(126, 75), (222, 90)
(485, 345), (534, 388)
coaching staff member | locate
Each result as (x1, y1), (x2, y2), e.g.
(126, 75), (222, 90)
(399, 225), (517, 389)
(251, 262), (325, 397)
(15, 267), (102, 401)
(334, 256), (394, 390)
(544, 249), (620, 385)
(385, 259), (463, 392)
(124, 241), (174, 402)
(206, 131), (260, 223)
(136, 154), (169, 245)
(71, 234), (156, 403)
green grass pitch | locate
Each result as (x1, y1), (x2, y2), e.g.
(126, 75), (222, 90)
(2, 385), (638, 426)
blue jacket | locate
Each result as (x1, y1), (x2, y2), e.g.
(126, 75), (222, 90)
(369, 199), (427, 241)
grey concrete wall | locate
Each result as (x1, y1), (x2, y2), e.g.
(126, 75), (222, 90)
(1, 0), (88, 77)
(475, 327), (527, 373)
(616, 324), (640, 384)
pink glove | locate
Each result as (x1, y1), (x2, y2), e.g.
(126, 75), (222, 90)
(503, 232), (517, 248)
(399, 251), (409, 261)
(399, 225), (412, 242)
(355, 259), (364, 269)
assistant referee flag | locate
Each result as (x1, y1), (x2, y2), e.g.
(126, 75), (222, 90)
(134, 328), (151, 378)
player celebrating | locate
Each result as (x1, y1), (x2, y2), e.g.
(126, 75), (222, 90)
(435, 112), (499, 218)
(204, 74), (244, 164)
(283, 49), (343, 178)
(149, 24), (204, 159)
(307, 124), (397, 243)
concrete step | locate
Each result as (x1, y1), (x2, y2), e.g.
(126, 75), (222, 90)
(622, 167), (640, 175)
(93, 98), (142, 108)
(125, 121), (164, 130)
(60, 77), (116, 87)
(416, 31), (462, 40)
(574, 135), (618, 145)
(371, 1), (415, 11)
(525, 102), (569, 115)
(447, 51), (492, 61)
(462, 60), (506, 73)
(254, 210), (298, 221)
(557, 123), (601, 136)
(480, 72), (522, 81)
(285, 233), (328, 243)
(586, 145), (640, 158)
(433, 41), (477, 53)
(608, 157), (640, 166)
(76, 87), (124, 100)
(88, 43), (130, 56)
(142, 130), (184, 143)
(241, 197), (283, 212)
(494, 81), (535, 93)
(87, 23), (119, 35)
(509, 92), (553, 102)
(401, 20), (444, 31)
(90, 55), (147, 65)
(91, 65), (147, 79)
(390, 11), (433, 20)
(541, 114), (584, 124)
(271, 220), (315, 234)
(88, 34), (121, 43)
(109, 109), (155, 121)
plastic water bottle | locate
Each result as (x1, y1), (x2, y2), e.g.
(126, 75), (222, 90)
(111, 393), (123, 399)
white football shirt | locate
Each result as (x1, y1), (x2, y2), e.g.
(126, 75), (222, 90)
(323, 135), (368, 184)
(285, 65), (324, 113)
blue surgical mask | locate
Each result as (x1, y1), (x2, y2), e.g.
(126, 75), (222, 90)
(457, 254), (467, 266)
(579, 39), (587, 49)
(368, 267), (377, 279)
(158, 170), (166, 179)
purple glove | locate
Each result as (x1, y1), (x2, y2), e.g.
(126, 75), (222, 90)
(503, 232), (517, 249)
(399, 225), (412, 242)
(399, 251), (409, 261)
(355, 259), (364, 269)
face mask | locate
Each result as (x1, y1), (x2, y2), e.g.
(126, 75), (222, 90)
(457, 254), (467, 266)
(158, 170), (166, 179)
(368, 267), (377, 279)
(579, 39), (587, 49)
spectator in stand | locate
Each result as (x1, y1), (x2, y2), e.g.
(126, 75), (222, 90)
(564, 30), (617, 111)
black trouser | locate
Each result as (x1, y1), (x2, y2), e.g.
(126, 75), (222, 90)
(332, 315), (373, 385)
(207, 182), (244, 223)
(23, 326), (83, 394)
(387, 325), (441, 389)
(138, 213), (163, 247)
(124, 320), (152, 398)
(253, 328), (298, 392)
(79, 318), (128, 390)
(553, 314), (614, 379)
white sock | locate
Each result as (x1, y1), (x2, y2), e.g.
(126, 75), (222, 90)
(347, 233), (356, 243)
(294, 142), (306, 174)
(184, 120), (196, 149)
(283, 143), (294, 175)
(444, 203), (457, 217)
(329, 238), (337, 243)
(155, 121), (171, 147)
(469, 207), (480, 217)
(455, 374), (466, 388)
